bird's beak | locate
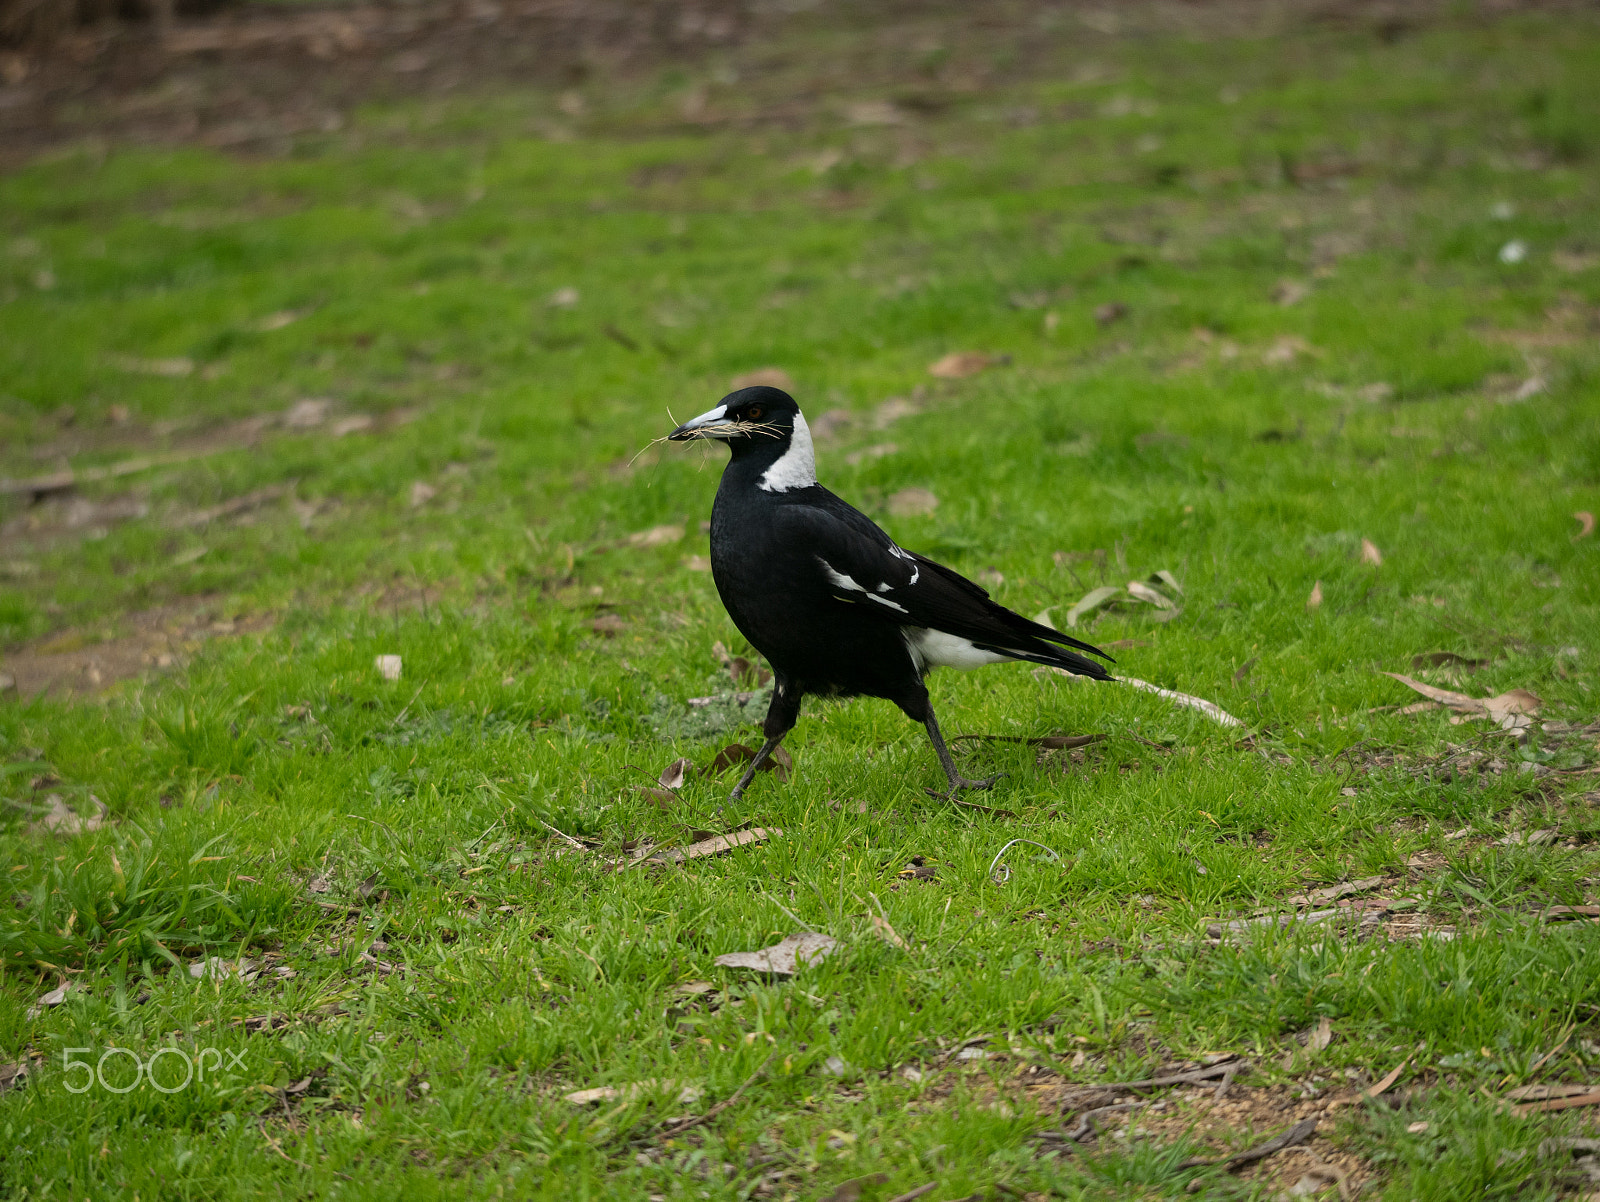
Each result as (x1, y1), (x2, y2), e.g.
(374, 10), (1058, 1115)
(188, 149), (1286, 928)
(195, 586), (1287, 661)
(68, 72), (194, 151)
(668, 404), (728, 442)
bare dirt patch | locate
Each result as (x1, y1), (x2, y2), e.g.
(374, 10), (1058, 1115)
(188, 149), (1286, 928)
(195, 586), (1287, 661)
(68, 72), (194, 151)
(0, 600), (272, 697)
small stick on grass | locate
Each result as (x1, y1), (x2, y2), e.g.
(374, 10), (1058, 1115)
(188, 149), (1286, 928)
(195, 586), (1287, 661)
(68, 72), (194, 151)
(1072, 1059), (1248, 1091)
(1062, 1101), (1146, 1142)
(390, 681), (427, 727)
(258, 1121), (310, 1170)
(536, 819), (589, 852)
(1178, 1116), (1317, 1175)
(658, 1051), (777, 1138)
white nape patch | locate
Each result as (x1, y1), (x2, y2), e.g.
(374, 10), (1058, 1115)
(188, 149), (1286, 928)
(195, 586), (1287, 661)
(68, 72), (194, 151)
(904, 628), (1008, 672)
(758, 410), (817, 493)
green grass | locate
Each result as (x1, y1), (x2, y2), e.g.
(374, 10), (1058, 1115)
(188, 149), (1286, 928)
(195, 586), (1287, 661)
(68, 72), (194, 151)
(3, 6), (1600, 1198)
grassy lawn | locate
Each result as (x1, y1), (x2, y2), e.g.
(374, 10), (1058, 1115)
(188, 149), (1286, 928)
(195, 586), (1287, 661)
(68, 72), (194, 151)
(3, 5), (1600, 1198)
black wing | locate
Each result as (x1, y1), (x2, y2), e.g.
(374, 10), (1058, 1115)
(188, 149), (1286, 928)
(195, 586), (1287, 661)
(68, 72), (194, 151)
(775, 489), (1113, 679)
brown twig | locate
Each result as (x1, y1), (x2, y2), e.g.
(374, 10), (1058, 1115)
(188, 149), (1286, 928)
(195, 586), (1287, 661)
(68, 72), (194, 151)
(1178, 1117), (1317, 1173)
(658, 1051), (777, 1138)
(1524, 1027), (1573, 1077)
(258, 1120), (310, 1170)
(1073, 1059), (1248, 1091)
(1063, 1101), (1146, 1141)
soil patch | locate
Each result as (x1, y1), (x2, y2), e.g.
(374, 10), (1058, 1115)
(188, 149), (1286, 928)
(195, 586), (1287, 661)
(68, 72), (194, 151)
(0, 600), (272, 697)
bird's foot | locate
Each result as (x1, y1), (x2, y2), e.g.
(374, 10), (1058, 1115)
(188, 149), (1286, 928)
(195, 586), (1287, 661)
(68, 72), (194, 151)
(924, 772), (1004, 799)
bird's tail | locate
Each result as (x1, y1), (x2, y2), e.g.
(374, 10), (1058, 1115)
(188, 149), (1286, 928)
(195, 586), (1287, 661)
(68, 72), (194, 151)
(975, 613), (1114, 681)
(976, 638), (1114, 680)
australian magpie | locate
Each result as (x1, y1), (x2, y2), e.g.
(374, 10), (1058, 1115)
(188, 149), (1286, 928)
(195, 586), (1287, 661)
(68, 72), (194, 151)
(669, 386), (1113, 800)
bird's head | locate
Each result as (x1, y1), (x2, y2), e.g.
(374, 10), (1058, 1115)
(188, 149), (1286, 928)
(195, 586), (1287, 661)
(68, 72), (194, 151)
(667, 387), (801, 447)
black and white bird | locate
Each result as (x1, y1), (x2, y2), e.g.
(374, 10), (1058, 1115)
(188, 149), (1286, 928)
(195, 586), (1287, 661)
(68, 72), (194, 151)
(669, 386), (1113, 800)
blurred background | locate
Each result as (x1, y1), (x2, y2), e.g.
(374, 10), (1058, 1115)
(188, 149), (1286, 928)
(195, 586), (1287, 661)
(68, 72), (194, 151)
(1, 0), (1596, 694)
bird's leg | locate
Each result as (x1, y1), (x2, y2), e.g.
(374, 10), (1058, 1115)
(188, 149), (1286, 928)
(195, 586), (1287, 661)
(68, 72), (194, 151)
(726, 677), (802, 804)
(922, 709), (1003, 797)
(729, 732), (788, 801)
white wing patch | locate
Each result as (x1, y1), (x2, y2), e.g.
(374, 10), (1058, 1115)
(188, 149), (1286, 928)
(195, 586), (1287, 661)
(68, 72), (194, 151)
(758, 410), (817, 493)
(904, 628), (1007, 671)
(819, 558), (909, 613)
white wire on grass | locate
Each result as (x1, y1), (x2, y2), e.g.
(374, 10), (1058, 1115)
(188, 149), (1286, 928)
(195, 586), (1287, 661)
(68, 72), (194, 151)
(988, 839), (1062, 885)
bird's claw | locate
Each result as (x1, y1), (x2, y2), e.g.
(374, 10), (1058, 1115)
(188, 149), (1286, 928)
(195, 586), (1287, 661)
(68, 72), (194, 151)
(925, 773), (1004, 799)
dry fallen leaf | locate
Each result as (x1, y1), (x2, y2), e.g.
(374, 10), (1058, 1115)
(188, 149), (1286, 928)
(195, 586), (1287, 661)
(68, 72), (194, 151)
(1364, 1059), (1408, 1099)
(819, 1173), (889, 1202)
(1306, 1017), (1333, 1052)
(1065, 585), (1121, 627)
(1152, 569), (1183, 595)
(111, 354), (194, 377)
(951, 732), (1105, 751)
(284, 398), (331, 428)
(658, 758), (694, 790)
(27, 794), (108, 836)
(25, 983), (70, 1018)
(872, 397), (921, 428)
(1306, 580), (1323, 609)
(670, 981), (718, 997)
(1263, 335), (1316, 365)
(1541, 905), (1600, 921)
(330, 415), (374, 437)
(1126, 580), (1176, 610)
(1360, 538), (1383, 566)
(1382, 672), (1542, 732)
(713, 931), (837, 976)
(1505, 1083), (1598, 1101)
(886, 488), (939, 517)
(1116, 676), (1245, 727)
(306, 875), (331, 894)
(190, 957), (256, 982)
(1496, 828), (1557, 847)
(870, 914), (908, 950)
(844, 99), (906, 126)
(564, 1079), (702, 1106)
(729, 367), (793, 391)
(1286, 877), (1383, 907)
(708, 743), (792, 781)
(1575, 511), (1596, 541)
(1272, 279), (1310, 306)
(648, 827), (783, 865)
(0, 1062), (28, 1093)
(374, 655), (402, 681)
(588, 613), (626, 637)
(627, 524), (684, 549)
(927, 351), (1001, 378)
(1513, 1091), (1600, 1116)
(255, 309), (304, 332)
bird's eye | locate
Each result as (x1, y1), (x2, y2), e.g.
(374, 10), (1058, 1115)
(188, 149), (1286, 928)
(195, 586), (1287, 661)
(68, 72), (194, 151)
(747, 406), (764, 420)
